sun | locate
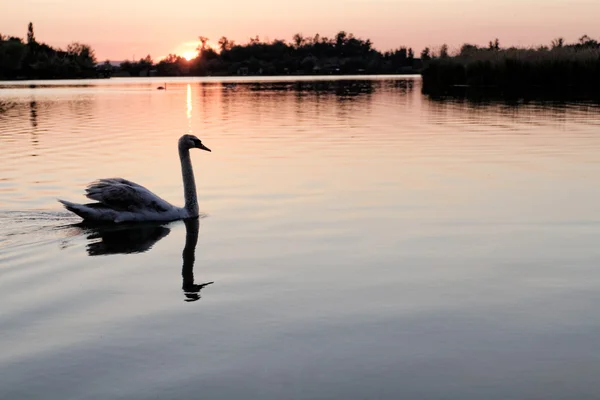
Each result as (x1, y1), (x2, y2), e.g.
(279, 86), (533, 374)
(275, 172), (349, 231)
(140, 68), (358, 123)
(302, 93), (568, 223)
(182, 51), (197, 61)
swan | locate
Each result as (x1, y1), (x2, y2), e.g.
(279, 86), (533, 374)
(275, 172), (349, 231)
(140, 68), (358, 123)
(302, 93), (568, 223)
(157, 83), (166, 90)
(58, 134), (211, 223)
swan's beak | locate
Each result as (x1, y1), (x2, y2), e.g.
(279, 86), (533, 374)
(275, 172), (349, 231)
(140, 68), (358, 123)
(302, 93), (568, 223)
(197, 143), (211, 152)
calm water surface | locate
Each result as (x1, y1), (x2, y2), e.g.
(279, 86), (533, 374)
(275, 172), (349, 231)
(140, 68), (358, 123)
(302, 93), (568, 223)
(1, 76), (600, 399)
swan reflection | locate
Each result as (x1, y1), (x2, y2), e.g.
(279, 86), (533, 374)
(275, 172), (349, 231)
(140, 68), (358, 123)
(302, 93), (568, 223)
(73, 218), (213, 302)
(83, 222), (171, 255)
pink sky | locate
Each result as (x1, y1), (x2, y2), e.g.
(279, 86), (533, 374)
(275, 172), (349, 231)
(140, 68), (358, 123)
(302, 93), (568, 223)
(2, 0), (599, 60)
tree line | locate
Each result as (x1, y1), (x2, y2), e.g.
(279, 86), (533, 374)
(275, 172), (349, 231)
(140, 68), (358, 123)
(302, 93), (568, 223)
(3, 21), (599, 94)
(115, 31), (426, 77)
(0, 23), (97, 80)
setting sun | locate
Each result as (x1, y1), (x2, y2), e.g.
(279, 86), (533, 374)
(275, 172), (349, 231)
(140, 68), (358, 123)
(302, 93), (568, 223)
(182, 51), (197, 61)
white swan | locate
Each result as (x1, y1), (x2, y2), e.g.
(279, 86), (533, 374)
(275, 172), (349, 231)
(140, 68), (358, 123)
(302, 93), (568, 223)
(59, 134), (211, 223)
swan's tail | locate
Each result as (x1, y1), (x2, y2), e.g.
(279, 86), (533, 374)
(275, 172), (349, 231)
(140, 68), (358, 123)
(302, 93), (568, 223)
(58, 199), (112, 221)
(59, 199), (90, 219)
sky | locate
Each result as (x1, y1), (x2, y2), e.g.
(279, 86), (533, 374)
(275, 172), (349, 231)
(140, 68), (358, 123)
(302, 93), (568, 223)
(2, 0), (599, 61)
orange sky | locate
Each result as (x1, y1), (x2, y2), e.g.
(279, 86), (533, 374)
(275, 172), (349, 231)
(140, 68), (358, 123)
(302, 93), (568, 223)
(2, 0), (599, 61)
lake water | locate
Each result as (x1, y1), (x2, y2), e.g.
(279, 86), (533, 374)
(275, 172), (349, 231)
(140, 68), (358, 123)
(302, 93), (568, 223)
(1, 76), (600, 399)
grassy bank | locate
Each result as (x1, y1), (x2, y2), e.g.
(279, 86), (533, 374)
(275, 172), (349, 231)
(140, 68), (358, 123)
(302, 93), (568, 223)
(422, 39), (600, 98)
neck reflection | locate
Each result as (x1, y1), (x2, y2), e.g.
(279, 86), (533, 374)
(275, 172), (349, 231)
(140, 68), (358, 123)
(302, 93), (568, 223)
(181, 218), (214, 302)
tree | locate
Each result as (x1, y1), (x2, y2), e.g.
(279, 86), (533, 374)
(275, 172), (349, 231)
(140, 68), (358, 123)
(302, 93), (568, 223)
(27, 22), (35, 45)
(576, 34), (599, 48)
(218, 36), (233, 52)
(201, 48), (219, 61)
(163, 54), (182, 63)
(488, 38), (500, 51)
(420, 47), (431, 61)
(198, 36), (209, 52)
(157, 54), (188, 76)
(439, 44), (449, 58)
(66, 42), (97, 70)
(396, 47), (407, 60)
(139, 54), (153, 66)
(0, 39), (27, 78)
(67, 42), (96, 61)
(459, 44), (479, 56)
(120, 60), (132, 71)
(335, 31), (348, 48)
(293, 33), (305, 48)
(551, 37), (564, 49)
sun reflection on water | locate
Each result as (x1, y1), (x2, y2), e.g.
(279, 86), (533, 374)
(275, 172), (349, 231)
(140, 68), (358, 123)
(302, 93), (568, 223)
(186, 83), (192, 131)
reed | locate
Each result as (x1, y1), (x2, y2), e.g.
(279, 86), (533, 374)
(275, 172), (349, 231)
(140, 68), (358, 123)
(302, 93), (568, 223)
(422, 44), (600, 98)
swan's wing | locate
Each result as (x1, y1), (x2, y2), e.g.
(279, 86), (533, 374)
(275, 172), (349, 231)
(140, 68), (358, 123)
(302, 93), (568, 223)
(85, 178), (173, 212)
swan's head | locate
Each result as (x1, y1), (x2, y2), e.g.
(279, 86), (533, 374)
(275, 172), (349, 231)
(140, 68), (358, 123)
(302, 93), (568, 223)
(179, 134), (211, 152)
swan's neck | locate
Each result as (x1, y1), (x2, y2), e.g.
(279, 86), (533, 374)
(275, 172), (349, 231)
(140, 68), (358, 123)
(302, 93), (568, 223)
(179, 146), (198, 217)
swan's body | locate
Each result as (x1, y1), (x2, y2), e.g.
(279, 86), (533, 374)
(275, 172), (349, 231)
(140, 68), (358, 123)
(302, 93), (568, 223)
(59, 134), (210, 223)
